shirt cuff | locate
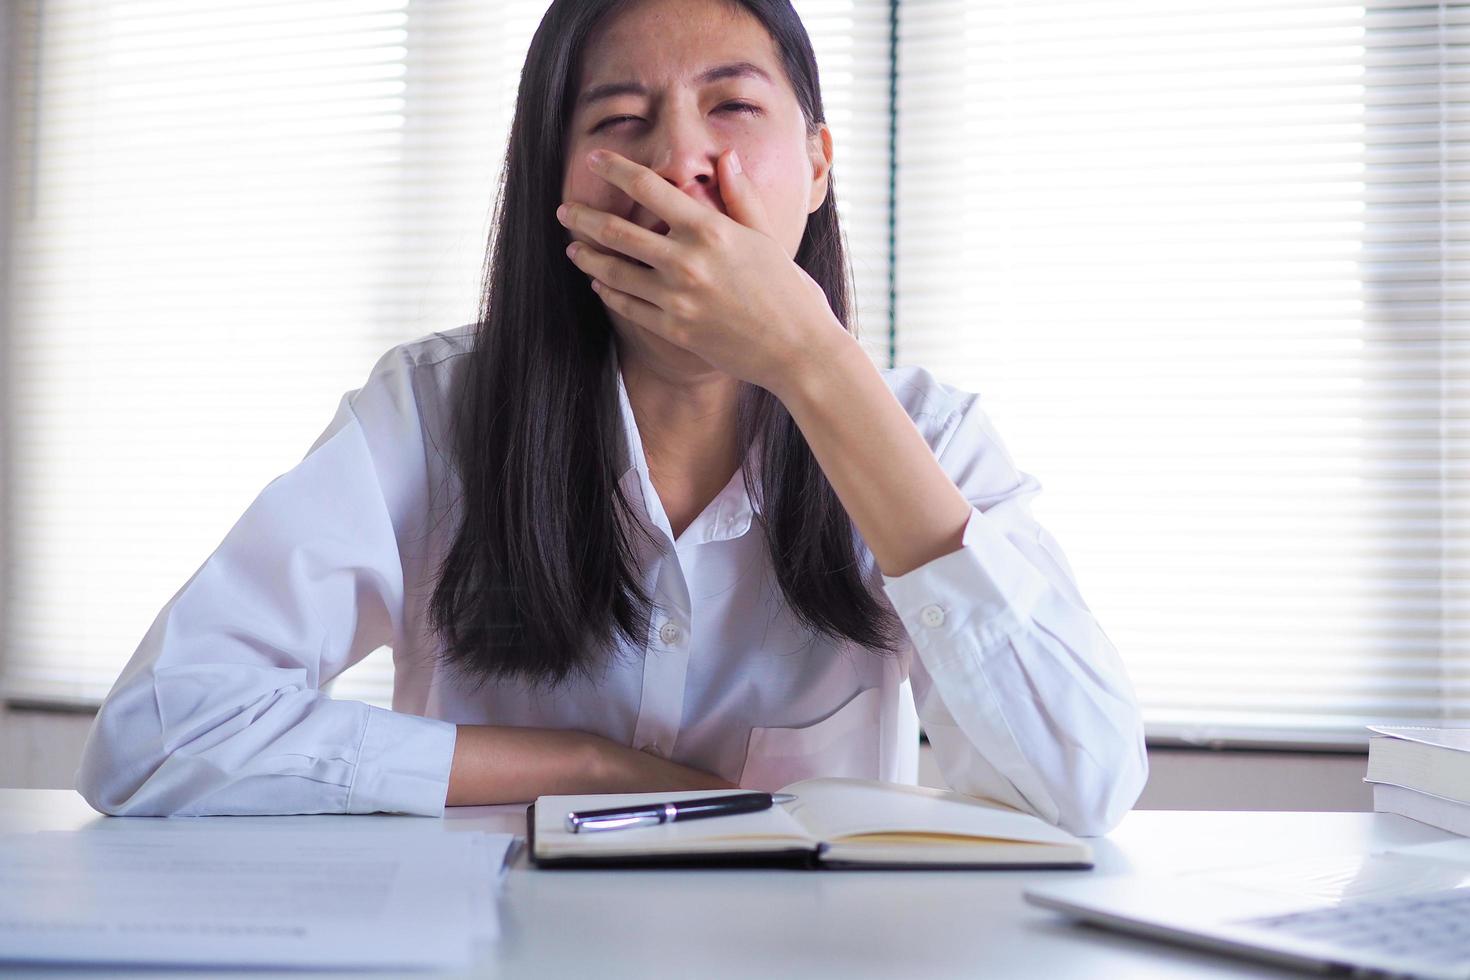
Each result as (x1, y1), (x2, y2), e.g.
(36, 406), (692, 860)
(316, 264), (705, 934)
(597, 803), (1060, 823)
(346, 704), (459, 817)
(880, 506), (1052, 662)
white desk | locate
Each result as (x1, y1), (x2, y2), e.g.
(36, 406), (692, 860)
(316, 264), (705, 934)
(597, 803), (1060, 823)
(0, 788), (1458, 979)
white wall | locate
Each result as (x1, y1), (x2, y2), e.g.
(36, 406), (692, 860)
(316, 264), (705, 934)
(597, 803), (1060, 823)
(0, 0), (15, 696)
(2, 703), (1372, 811)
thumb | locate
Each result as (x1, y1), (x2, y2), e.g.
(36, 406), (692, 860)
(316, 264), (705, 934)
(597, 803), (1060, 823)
(719, 148), (773, 236)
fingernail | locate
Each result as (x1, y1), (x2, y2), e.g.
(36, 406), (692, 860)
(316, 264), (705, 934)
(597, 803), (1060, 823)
(588, 150), (607, 167)
(730, 149), (742, 174)
(556, 204), (569, 222)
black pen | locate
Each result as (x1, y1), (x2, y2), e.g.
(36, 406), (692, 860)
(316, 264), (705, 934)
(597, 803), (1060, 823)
(564, 791), (798, 834)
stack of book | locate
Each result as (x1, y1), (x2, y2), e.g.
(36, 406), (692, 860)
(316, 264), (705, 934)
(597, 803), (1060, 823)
(1364, 725), (1470, 836)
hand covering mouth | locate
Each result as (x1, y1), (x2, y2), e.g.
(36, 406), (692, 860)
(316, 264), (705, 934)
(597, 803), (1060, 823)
(627, 218), (669, 267)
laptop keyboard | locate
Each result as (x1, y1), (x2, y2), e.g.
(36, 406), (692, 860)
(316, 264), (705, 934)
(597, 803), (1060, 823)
(1237, 885), (1470, 967)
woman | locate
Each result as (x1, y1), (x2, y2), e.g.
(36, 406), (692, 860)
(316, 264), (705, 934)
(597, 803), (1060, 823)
(76, 0), (1148, 836)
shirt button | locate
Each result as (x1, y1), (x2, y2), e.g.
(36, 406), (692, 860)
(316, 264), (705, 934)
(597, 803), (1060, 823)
(920, 604), (946, 628)
(658, 621), (682, 645)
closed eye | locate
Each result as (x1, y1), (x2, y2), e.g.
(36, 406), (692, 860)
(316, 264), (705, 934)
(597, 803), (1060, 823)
(591, 101), (763, 134)
(719, 101), (762, 118)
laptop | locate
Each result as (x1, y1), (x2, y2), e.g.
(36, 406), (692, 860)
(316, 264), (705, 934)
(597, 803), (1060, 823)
(1024, 838), (1470, 979)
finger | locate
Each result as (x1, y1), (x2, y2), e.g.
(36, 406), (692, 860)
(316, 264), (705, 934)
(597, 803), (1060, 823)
(567, 241), (665, 306)
(558, 201), (676, 271)
(717, 148), (773, 236)
(584, 148), (707, 235)
(589, 277), (677, 344)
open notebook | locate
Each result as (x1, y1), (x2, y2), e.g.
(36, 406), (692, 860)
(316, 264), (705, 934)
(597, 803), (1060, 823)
(527, 777), (1094, 870)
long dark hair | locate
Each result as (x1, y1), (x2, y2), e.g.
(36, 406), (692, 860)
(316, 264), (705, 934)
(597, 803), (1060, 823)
(428, 0), (904, 693)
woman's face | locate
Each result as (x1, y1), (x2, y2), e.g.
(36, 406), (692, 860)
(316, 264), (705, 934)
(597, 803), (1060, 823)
(561, 0), (833, 377)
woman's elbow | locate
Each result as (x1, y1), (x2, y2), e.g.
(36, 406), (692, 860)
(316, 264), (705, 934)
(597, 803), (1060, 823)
(74, 686), (189, 817)
(1059, 721), (1149, 837)
(75, 770), (162, 817)
(76, 755), (164, 817)
(75, 737), (163, 817)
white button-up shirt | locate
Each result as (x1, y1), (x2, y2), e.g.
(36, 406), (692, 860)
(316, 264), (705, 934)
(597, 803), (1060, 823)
(75, 323), (1148, 836)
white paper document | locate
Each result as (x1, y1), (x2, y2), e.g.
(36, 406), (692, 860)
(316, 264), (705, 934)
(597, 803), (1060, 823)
(0, 827), (516, 971)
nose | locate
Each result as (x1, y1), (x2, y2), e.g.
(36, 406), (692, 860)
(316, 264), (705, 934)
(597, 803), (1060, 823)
(644, 103), (719, 197)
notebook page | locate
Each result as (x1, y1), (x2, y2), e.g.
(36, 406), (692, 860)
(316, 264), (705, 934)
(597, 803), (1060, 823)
(780, 777), (1082, 846)
(819, 837), (1089, 867)
(534, 789), (813, 858)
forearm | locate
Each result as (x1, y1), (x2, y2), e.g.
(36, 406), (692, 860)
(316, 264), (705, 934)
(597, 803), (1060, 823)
(446, 725), (609, 806)
(445, 725), (736, 806)
(773, 329), (973, 578)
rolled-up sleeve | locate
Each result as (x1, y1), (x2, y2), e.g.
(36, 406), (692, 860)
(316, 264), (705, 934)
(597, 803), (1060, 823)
(74, 346), (458, 817)
(880, 385), (1148, 837)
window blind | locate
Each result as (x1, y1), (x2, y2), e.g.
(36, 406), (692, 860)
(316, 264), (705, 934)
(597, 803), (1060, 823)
(0, 0), (893, 711)
(896, 0), (1469, 749)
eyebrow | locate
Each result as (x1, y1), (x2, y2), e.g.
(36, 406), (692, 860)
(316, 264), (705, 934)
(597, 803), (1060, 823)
(576, 61), (774, 110)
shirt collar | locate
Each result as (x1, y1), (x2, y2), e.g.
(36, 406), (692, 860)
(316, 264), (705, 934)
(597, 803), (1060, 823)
(611, 343), (756, 546)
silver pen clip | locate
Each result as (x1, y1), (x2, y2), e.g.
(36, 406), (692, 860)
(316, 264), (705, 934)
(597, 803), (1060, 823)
(566, 802), (677, 834)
